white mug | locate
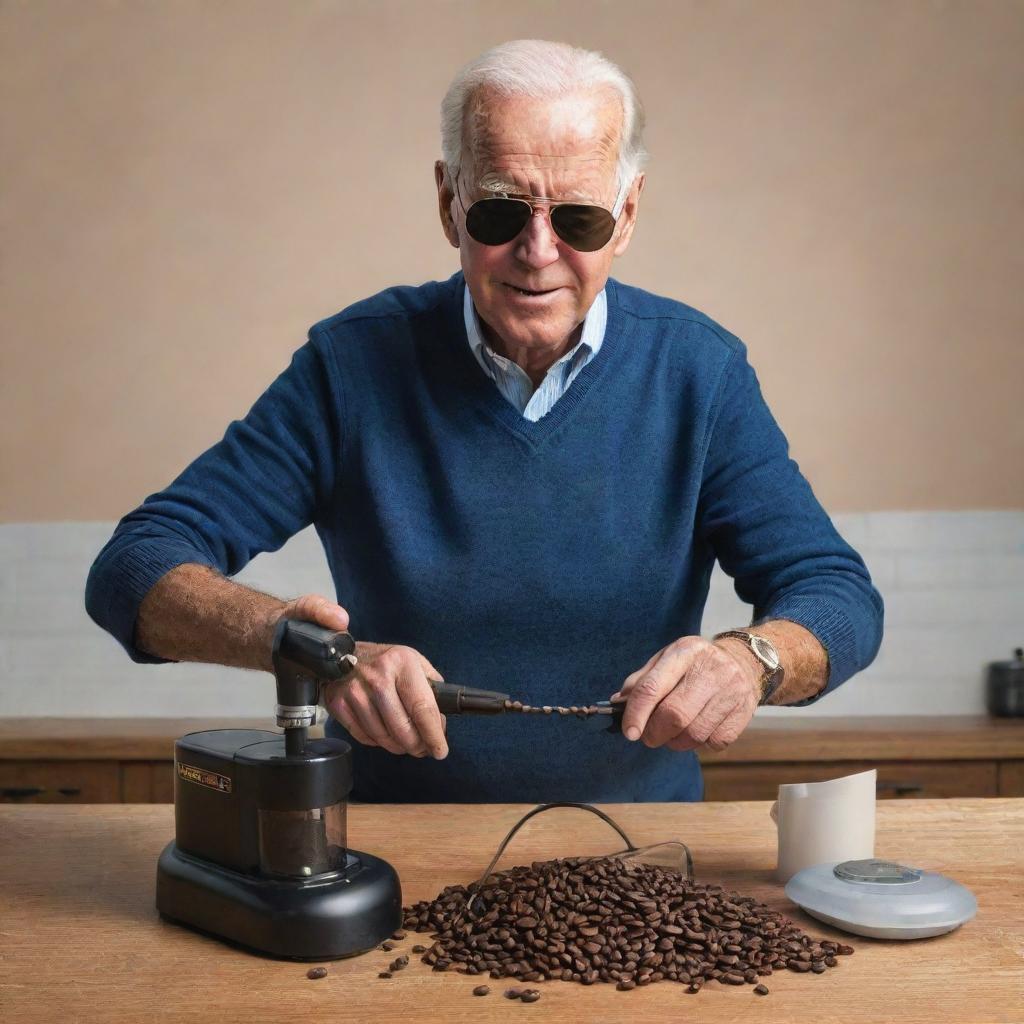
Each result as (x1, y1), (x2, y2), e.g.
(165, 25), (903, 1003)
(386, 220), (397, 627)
(770, 769), (876, 882)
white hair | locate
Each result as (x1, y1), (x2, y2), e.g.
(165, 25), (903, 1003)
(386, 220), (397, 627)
(440, 39), (648, 200)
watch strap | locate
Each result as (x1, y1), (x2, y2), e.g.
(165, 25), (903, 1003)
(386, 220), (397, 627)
(712, 630), (784, 705)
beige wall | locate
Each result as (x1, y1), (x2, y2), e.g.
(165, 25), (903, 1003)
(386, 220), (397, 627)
(2, 0), (1021, 522)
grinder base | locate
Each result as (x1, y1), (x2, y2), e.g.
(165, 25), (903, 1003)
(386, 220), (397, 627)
(156, 840), (402, 960)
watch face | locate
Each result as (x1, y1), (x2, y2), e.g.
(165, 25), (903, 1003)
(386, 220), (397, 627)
(750, 635), (780, 670)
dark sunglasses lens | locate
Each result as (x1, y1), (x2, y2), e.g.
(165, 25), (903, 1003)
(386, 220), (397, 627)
(466, 199), (531, 245)
(550, 205), (616, 252)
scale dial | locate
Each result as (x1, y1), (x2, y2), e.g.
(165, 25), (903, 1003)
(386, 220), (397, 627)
(833, 859), (922, 884)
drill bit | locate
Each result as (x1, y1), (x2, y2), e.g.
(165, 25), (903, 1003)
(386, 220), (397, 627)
(503, 699), (618, 719)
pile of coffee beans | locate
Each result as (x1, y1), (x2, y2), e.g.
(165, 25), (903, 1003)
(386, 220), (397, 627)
(402, 855), (853, 995)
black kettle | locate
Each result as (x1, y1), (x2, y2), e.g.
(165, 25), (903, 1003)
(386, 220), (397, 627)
(986, 648), (1024, 717)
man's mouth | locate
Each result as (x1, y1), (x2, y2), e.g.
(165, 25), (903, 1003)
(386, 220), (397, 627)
(504, 284), (559, 297)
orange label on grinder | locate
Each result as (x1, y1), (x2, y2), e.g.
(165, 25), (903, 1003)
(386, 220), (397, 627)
(176, 761), (232, 794)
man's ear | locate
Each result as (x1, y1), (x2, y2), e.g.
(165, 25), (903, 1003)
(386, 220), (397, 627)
(435, 161), (460, 248)
(612, 172), (645, 258)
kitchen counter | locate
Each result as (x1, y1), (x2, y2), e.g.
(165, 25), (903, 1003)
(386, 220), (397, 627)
(1, 799), (1021, 1023)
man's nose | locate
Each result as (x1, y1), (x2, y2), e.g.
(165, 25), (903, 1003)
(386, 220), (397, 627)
(513, 206), (561, 269)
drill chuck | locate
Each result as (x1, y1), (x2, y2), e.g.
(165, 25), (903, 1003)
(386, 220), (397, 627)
(429, 681), (509, 715)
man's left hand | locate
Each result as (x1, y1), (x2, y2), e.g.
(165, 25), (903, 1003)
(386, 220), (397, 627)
(614, 636), (762, 752)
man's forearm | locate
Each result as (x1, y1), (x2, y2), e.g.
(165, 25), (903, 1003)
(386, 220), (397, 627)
(136, 564), (286, 672)
(714, 619), (828, 705)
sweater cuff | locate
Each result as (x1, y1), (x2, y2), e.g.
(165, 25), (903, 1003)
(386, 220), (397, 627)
(86, 537), (217, 664)
(757, 594), (858, 706)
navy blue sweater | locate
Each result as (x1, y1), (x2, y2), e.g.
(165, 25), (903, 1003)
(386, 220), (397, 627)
(86, 274), (883, 802)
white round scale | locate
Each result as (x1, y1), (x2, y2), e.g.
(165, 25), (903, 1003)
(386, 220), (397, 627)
(785, 858), (977, 940)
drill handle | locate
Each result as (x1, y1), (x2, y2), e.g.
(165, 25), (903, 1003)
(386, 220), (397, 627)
(274, 619), (356, 678)
(272, 619), (357, 710)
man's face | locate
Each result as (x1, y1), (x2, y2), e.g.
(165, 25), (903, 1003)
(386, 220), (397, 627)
(436, 88), (643, 361)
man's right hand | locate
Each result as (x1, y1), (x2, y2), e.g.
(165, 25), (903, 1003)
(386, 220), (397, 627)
(275, 594), (449, 760)
(325, 642), (449, 759)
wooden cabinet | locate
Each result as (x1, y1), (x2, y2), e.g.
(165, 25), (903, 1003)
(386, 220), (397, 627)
(120, 761), (175, 803)
(696, 715), (1023, 800)
(0, 761), (175, 805)
(702, 760), (1000, 801)
(999, 760), (1024, 796)
(0, 760), (119, 803)
(1, 717), (1022, 802)
(0, 718), (259, 803)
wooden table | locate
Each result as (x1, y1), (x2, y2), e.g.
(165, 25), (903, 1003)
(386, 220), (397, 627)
(1, 800), (1021, 1023)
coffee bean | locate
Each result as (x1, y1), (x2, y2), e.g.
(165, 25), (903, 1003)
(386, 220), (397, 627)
(306, 967), (328, 980)
(391, 929), (406, 940)
(412, 944), (427, 954)
(472, 985), (490, 996)
(521, 990), (541, 1003)
(504, 988), (523, 999)
(754, 983), (770, 995)
(380, 941), (396, 951)
(402, 855), (850, 994)
(378, 971), (392, 979)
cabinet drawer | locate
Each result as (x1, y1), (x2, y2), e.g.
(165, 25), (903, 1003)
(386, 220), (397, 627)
(120, 761), (175, 803)
(998, 760), (1024, 796)
(701, 760), (999, 801)
(0, 761), (120, 803)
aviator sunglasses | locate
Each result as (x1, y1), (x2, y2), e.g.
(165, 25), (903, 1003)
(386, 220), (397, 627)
(454, 172), (629, 253)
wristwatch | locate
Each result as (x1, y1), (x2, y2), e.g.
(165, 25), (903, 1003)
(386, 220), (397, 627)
(713, 630), (784, 705)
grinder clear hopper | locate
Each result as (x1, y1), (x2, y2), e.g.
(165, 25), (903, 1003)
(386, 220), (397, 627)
(258, 802), (348, 877)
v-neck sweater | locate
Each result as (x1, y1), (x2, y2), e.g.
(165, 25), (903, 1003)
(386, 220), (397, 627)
(85, 271), (883, 803)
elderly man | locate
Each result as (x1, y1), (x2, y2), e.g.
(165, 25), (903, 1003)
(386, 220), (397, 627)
(86, 40), (882, 802)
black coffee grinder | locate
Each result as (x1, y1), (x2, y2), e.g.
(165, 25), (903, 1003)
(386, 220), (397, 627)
(156, 619), (402, 960)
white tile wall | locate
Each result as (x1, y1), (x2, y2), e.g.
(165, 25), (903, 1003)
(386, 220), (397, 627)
(1, 512), (1021, 718)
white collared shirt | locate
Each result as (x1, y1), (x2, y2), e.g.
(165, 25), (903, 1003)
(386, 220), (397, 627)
(463, 285), (607, 421)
